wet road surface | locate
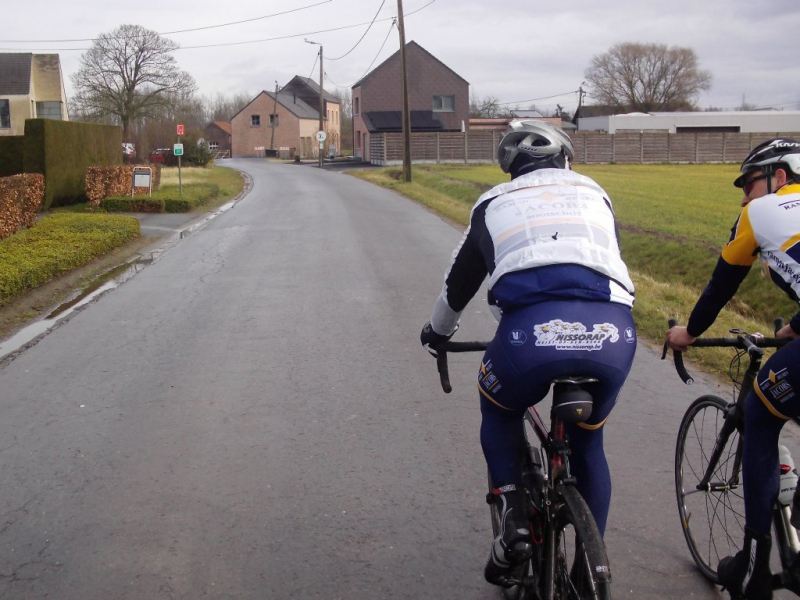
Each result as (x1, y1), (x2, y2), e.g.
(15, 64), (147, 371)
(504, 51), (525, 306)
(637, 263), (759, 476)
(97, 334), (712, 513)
(0, 158), (794, 599)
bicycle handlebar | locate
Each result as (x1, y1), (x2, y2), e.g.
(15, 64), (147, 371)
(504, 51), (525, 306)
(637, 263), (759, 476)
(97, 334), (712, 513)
(432, 341), (490, 394)
(663, 317), (790, 385)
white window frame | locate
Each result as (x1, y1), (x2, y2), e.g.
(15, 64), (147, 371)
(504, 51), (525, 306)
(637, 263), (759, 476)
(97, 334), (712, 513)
(433, 95), (455, 112)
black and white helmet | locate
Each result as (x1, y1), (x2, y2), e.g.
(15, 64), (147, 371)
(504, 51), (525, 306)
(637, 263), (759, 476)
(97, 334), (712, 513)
(497, 120), (575, 174)
(734, 138), (800, 188)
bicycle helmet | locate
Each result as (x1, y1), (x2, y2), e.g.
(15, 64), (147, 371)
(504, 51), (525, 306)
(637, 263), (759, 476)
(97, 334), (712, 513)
(734, 137), (800, 188)
(497, 120), (575, 174)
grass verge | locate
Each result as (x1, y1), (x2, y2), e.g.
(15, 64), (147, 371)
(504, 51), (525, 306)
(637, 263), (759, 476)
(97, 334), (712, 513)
(350, 164), (793, 380)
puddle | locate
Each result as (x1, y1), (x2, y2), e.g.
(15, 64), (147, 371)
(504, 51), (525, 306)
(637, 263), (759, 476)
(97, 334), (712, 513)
(0, 258), (149, 362)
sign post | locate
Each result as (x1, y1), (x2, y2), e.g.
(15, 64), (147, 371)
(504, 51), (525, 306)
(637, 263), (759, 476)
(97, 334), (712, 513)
(174, 143), (184, 197)
(316, 130), (327, 168)
(175, 124), (184, 198)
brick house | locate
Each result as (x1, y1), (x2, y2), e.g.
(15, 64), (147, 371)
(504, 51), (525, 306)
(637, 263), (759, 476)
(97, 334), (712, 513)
(230, 77), (340, 159)
(0, 53), (69, 135)
(203, 121), (231, 156)
(351, 41), (469, 161)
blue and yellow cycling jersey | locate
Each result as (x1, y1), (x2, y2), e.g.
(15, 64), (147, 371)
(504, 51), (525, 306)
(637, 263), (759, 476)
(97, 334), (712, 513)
(688, 183), (800, 336)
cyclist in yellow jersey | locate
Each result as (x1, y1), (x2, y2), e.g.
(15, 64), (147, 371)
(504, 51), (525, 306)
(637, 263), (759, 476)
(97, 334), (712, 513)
(666, 139), (800, 600)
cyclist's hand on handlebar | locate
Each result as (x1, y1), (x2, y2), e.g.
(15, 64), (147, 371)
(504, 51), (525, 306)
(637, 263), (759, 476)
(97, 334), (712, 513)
(665, 325), (696, 352)
(420, 322), (457, 358)
(776, 322), (800, 340)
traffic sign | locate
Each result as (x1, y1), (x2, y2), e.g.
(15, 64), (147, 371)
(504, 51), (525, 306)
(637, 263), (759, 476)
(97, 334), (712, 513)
(177, 124), (185, 136)
(174, 143), (184, 156)
(316, 130), (327, 142)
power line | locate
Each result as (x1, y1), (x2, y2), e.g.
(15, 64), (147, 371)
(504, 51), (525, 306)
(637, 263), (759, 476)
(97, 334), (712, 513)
(0, 0), (436, 52)
(497, 90), (580, 106)
(326, 0), (385, 61)
(325, 18), (396, 89)
(0, 1), (333, 43)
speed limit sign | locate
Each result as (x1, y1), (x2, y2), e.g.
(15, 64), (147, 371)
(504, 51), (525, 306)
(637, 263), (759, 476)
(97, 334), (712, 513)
(316, 130), (327, 142)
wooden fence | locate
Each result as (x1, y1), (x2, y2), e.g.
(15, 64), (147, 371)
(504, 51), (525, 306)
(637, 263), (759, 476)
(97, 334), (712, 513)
(368, 131), (800, 166)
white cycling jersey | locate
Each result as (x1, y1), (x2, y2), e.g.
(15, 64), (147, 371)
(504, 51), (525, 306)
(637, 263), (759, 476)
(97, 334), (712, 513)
(430, 169), (635, 336)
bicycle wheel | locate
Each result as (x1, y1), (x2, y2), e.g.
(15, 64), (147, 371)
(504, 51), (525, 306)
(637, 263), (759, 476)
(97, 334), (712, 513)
(675, 395), (744, 582)
(549, 485), (612, 600)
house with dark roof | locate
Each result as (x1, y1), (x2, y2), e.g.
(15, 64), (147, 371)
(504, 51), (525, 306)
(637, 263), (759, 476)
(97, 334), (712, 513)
(230, 77), (341, 158)
(0, 53), (69, 135)
(351, 41), (469, 160)
(203, 121), (232, 156)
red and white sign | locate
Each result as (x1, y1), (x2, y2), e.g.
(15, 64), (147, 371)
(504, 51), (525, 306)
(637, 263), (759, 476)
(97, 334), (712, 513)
(177, 124), (185, 136)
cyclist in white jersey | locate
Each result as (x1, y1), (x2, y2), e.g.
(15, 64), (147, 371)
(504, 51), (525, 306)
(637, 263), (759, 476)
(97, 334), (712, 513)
(421, 121), (637, 588)
(667, 138), (800, 600)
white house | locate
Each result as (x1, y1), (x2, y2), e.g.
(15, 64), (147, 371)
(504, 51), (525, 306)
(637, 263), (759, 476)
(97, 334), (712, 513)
(577, 111), (800, 134)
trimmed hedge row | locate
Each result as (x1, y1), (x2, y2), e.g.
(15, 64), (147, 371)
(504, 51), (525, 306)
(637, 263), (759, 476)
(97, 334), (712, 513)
(101, 183), (220, 213)
(0, 213), (140, 306)
(0, 174), (45, 240)
(86, 164), (163, 205)
(24, 120), (122, 209)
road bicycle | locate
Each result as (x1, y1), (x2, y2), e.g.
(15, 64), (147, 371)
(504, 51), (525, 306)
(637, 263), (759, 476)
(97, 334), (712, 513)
(663, 318), (800, 594)
(434, 340), (612, 600)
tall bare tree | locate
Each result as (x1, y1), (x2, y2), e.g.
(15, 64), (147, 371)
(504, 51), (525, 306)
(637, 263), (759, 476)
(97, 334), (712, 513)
(585, 42), (712, 112)
(71, 24), (196, 140)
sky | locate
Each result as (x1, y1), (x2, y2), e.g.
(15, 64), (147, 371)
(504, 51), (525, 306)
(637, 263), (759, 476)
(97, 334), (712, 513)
(3, 0), (800, 116)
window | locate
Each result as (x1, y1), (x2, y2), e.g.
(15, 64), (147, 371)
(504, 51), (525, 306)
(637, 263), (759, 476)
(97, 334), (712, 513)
(354, 97), (360, 115)
(251, 115), (260, 126)
(433, 95), (455, 112)
(209, 142), (219, 151)
(270, 114), (279, 127)
(0, 100), (9, 129)
(36, 101), (63, 120)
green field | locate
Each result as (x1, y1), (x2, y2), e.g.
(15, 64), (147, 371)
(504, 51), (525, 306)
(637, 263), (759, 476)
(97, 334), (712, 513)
(351, 164), (796, 376)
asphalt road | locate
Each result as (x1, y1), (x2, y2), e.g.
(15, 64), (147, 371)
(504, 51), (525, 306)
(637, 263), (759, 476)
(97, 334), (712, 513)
(0, 158), (795, 599)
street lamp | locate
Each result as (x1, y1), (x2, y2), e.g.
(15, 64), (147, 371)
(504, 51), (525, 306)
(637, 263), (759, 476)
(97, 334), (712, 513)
(305, 38), (325, 168)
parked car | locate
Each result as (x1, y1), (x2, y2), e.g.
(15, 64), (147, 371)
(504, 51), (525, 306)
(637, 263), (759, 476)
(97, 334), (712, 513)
(149, 148), (177, 166)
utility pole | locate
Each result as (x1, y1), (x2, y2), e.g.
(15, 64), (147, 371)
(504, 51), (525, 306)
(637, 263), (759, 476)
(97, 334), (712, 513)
(319, 45), (324, 168)
(305, 39), (326, 167)
(270, 80), (279, 152)
(397, 0), (411, 182)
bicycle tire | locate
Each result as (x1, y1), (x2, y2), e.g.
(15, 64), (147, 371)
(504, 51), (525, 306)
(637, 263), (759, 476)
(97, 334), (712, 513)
(675, 395), (744, 582)
(549, 484), (612, 600)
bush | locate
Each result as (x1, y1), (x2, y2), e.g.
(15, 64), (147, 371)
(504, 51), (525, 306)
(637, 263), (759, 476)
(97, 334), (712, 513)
(100, 196), (165, 213)
(0, 213), (139, 305)
(0, 174), (45, 239)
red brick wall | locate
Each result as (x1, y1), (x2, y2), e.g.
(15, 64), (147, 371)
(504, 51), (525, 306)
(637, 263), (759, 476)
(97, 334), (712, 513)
(360, 43), (469, 131)
(231, 92), (302, 158)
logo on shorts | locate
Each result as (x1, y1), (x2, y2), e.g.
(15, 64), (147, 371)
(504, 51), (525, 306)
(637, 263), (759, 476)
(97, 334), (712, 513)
(533, 320), (619, 351)
(479, 360), (502, 394)
(508, 330), (527, 346)
(624, 328), (636, 343)
(759, 368), (796, 404)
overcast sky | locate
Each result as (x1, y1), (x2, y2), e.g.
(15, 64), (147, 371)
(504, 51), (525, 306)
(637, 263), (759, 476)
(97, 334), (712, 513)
(4, 0), (799, 116)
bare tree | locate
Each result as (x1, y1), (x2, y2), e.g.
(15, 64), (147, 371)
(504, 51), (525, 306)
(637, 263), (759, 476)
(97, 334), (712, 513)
(470, 95), (503, 118)
(585, 42), (711, 112)
(200, 91), (254, 123)
(71, 24), (196, 140)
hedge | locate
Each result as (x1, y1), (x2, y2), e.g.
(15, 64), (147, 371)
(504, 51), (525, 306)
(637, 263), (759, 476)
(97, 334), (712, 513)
(24, 119), (122, 209)
(101, 183), (220, 213)
(0, 174), (45, 240)
(0, 213), (140, 305)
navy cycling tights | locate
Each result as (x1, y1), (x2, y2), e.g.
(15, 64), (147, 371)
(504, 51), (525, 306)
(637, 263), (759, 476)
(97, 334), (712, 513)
(477, 300), (636, 535)
(742, 337), (800, 535)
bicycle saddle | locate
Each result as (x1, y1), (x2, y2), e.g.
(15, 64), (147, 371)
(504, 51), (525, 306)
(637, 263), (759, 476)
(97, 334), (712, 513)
(551, 377), (597, 424)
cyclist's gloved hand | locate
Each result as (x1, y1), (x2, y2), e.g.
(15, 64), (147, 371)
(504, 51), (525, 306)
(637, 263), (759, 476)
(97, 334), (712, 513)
(420, 322), (456, 357)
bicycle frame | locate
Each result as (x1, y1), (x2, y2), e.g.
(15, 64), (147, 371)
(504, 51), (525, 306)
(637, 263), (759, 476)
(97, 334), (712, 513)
(434, 340), (611, 599)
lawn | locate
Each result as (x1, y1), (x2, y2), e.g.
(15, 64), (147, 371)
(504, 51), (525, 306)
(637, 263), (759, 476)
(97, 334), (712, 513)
(351, 163), (795, 377)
